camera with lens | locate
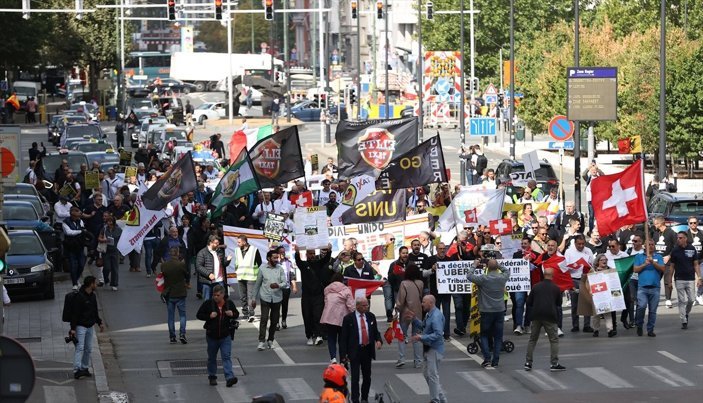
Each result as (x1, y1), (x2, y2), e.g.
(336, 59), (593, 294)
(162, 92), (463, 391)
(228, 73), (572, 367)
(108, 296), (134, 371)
(480, 243), (499, 260)
(65, 334), (78, 345)
(228, 318), (240, 340)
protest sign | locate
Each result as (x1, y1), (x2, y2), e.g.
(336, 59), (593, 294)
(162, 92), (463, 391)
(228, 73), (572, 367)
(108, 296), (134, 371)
(84, 171), (100, 190)
(263, 213), (286, 241)
(587, 269), (626, 314)
(295, 206), (329, 250)
(436, 259), (531, 294)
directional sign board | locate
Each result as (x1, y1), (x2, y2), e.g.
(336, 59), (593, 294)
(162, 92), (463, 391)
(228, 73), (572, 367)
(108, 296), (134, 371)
(548, 115), (574, 141)
(548, 140), (574, 150)
(469, 117), (497, 136)
(567, 67), (618, 121)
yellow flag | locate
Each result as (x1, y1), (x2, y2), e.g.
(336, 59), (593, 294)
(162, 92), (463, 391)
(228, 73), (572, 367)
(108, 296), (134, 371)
(630, 136), (642, 154)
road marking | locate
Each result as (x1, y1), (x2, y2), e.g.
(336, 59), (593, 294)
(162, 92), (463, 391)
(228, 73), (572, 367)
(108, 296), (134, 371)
(395, 373), (430, 395)
(458, 371), (508, 392)
(277, 378), (317, 401)
(635, 366), (694, 387)
(576, 367), (633, 388)
(216, 383), (251, 403)
(515, 369), (567, 390)
(157, 384), (189, 402)
(248, 320), (295, 365)
(43, 386), (76, 403)
(657, 350), (687, 363)
(447, 337), (484, 365)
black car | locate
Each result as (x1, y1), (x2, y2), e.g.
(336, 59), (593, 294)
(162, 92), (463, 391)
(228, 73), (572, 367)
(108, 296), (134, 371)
(648, 192), (703, 232)
(4, 230), (55, 299)
(146, 78), (197, 94)
(495, 159), (559, 198)
(48, 115), (88, 145)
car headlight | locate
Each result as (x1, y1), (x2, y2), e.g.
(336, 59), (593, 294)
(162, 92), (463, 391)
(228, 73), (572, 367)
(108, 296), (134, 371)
(30, 263), (51, 272)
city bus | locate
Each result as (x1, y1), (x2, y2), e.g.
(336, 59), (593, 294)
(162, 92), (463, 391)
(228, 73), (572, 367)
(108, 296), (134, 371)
(125, 51), (171, 79)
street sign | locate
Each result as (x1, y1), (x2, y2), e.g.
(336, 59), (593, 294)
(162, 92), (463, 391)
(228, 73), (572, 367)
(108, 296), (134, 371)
(567, 67), (618, 121)
(469, 117), (497, 136)
(0, 81), (7, 91)
(484, 83), (498, 96)
(548, 115), (574, 141)
(548, 140), (575, 150)
(484, 95), (497, 104)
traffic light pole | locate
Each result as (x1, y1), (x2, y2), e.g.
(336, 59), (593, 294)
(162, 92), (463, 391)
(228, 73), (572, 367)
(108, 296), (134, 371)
(384, 0), (389, 118)
(417, 0), (424, 142)
(508, 0), (515, 160)
(573, 0), (582, 212)
(459, 0), (466, 185)
(284, 0), (291, 123)
(356, 7), (361, 120)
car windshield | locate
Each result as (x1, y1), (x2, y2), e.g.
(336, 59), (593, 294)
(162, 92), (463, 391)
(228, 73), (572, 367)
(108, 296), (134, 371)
(76, 143), (112, 153)
(43, 154), (89, 174)
(4, 185), (37, 196)
(70, 103), (96, 113)
(87, 153), (119, 165)
(8, 234), (44, 256)
(508, 164), (557, 179)
(5, 204), (39, 221)
(196, 103), (213, 110)
(6, 196), (42, 214)
(671, 201), (703, 216)
(14, 87), (37, 97)
(163, 130), (187, 141)
(66, 125), (101, 138)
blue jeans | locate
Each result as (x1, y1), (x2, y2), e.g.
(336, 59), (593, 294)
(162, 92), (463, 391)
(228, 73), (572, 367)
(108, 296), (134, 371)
(398, 320), (422, 363)
(636, 287), (660, 332)
(167, 297), (187, 338)
(326, 324), (341, 361)
(143, 238), (159, 275)
(437, 294), (451, 338)
(479, 311), (505, 364)
(67, 250), (86, 287)
(202, 282), (225, 301)
(452, 294), (470, 332)
(206, 335), (234, 380)
(383, 283), (395, 321)
(510, 291), (527, 328)
(73, 325), (94, 371)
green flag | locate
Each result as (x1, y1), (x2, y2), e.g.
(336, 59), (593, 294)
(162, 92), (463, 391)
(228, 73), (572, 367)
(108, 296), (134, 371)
(614, 255), (636, 287)
(210, 148), (260, 218)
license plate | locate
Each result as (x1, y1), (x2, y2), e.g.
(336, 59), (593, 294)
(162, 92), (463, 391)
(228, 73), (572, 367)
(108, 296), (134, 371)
(5, 278), (25, 284)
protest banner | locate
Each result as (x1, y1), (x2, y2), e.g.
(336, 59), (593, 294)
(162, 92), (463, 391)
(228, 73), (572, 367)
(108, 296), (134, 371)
(124, 166), (137, 179)
(294, 206), (329, 250)
(436, 259), (531, 294)
(587, 269), (626, 314)
(84, 171), (100, 190)
(263, 213), (286, 241)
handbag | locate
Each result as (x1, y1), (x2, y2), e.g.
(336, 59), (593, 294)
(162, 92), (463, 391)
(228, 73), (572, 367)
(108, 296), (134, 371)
(96, 242), (107, 253)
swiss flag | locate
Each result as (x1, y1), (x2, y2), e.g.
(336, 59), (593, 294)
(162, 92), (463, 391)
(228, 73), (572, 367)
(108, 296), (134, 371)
(591, 160), (647, 237)
(534, 253), (573, 292)
(290, 191), (314, 207)
(567, 257), (592, 275)
(464, 208), (478, 223)
(489, 219), (513, 235)
(590, 282), (608, 294)
(345, 277), (385, 299)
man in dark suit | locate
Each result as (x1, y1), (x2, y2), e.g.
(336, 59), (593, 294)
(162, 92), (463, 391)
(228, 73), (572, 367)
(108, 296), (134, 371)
(339, 297), (382, 403)
(343, 253), (376, 280)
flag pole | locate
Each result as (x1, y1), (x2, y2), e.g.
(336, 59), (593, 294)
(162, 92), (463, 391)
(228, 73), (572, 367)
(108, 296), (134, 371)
(641, 158), (651, 250)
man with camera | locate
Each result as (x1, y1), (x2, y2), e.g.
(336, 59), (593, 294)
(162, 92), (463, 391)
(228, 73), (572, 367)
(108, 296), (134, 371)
(69, 276), (104, 379)
(466, 258), (510, 368)
(196, 284), (240, 387)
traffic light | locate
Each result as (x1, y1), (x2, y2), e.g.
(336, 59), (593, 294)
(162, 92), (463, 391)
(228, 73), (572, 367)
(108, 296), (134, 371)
(351, 1), (358, 19)
(426, 1), (433, 20)
(376, 1), (383, 19)
(167, 0), (176, 21)
(349, 88), (356, 106)
(265, 0), (274, 21)
(215, 0), (222, 20)
(465, 77), (479, 93)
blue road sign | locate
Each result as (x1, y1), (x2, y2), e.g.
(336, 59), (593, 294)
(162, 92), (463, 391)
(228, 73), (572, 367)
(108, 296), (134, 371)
(0, 81), (7, 91)
(484, 95), (498, 104)
(548, 140), (574, 150)
(469, 118), (497, 136)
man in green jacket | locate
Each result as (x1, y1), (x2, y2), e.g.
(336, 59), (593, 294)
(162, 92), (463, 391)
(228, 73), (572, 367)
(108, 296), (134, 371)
(162, 247), (189, 344)
(252, 250), (288, 351)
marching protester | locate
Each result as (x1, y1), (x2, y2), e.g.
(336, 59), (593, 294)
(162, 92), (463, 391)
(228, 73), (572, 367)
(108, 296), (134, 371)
(295, 245), (331, 346)
(69, 276), (105, 379)
(162, 247), (189, 344)
(634, 239), (666, 336)
(409, 295), (447, 403)
(588, 254), (616, 337)
(196, 285), (239, 387)
(196, 235), (232, 301)
(669, 231), (701, 329)
(235, 235), (262, 321)
(252, 250), (288, 351)
(524, 267), (565, 371)
(394, 264), (424, 369)
(276, 246), (298, 330)
(320, 272), (355, 363)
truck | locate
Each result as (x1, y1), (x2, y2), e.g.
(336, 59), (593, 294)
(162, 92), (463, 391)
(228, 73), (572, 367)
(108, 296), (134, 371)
(169, 52), (285, 92)
(11, 81), (41, 105)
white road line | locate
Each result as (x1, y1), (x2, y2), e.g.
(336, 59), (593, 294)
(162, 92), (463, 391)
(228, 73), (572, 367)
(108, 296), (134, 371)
(43, 386), (77, 403)
(635, 366), (695, 387)
(395, 373), (430, 395)
(657, 350), (688, 364)
(515, 369), (567, 390)
(249, 320), (296, 365)
(277, 378), (318, 401)
(576, 367), (633, 389)
(216, 383), (251, 403)
(447, 337), (484, 365)
(458, 371), (508, 392)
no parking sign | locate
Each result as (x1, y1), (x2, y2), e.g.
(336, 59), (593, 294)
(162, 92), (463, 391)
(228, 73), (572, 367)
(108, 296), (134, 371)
(548, 115), (574, 141)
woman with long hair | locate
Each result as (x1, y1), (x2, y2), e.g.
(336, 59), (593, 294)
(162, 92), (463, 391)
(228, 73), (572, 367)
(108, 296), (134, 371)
(395, 264), (424, 369)
(320, 272), (354, 363)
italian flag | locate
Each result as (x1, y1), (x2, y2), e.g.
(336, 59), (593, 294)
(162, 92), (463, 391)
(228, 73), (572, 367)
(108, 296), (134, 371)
(228, 125), (273, 163)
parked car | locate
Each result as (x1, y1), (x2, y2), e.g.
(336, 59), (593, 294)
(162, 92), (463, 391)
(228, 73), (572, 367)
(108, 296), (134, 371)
(648, 192), (703, 232)
(60, 123), (105, 148)
(283, 99), (348, 122)
(4, 183), (43, 199)
(42, 150), (90, 182)
(494, 159), (559, 198)
(146, 78), (197, 94)
(68, 102), (98, 121)
(2, 200), (53, 233)
(4, 230), (55, 300)
(48, 115), (89, 145)
(3, 194), (51, 222)
(193, 102), (227, 125)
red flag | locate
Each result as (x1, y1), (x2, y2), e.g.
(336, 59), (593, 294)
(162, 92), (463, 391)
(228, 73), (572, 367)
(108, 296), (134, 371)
(345, 277), (385, 298)
(489, 219), (512, 235)
(535, 253), (573, 292)
(617, 138), (631, 154)
(591, 160), (647, 237)
(567, 257), (592, 275)
(464, 208), (478, 223)
(228, 130), (247, 163)
(290, 190), (314, 207)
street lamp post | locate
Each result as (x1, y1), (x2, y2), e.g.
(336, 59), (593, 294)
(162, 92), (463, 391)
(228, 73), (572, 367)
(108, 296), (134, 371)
(658, 0), (666, 180)
(508, 0), (515, 160)
(459, 0), (466, 185)
(417, 0), (423, 142)
(384, 0), (389, 118)
(573, 0), (581, 212)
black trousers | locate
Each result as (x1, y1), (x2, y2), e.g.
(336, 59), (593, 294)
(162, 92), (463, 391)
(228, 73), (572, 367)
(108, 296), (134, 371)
(281, 288), (291, 321)
(301, 294), (324, 339)
(350, 345), (373, 403)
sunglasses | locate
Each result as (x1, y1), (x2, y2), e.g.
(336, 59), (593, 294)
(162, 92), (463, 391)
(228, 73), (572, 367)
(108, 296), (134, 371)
(355, 258), (364, 261)
(690, 222), (698, 225)
(495, 242), (502, 245)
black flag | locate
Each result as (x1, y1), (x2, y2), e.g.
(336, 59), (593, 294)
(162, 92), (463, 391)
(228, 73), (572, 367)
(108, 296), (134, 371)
(376, 135), (448, 190)
(248, 126), (304, 188)
(142, 151), (198, 211)
(335, 117), (418, 178)
(125, 109), (139, 125)
(340, 189), (407, 225)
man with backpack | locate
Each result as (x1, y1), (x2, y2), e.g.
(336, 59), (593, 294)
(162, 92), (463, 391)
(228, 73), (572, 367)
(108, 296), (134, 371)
(66, 276), (104, 379)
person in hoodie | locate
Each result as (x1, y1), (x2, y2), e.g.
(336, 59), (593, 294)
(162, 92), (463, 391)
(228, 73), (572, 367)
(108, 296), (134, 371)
(320, 272), (355, 363)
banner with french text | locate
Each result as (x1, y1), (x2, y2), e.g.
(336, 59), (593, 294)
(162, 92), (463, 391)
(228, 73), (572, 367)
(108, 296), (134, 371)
(436, 259), (531, 294)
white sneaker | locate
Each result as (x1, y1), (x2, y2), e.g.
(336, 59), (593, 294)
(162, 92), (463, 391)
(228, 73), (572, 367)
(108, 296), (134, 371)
(557, 328), (564, 337)
(315, 336), (324, 345)
(306, 338), (314, 346)
(266, 340), (273, 349)
(696, 295), (703, 306)
(111, 286), (118, 291)
(72, 285), (79, 291)
(665, 300), (672, 309)
(514, 326), (524, 335)
(257, 342), (266, 351)
(330, 358), (337, 364)
(248, 316), (256, 323)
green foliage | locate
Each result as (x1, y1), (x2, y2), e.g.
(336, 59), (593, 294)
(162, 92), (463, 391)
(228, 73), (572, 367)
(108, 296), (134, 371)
(666, 40), (703, 160)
